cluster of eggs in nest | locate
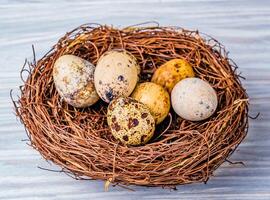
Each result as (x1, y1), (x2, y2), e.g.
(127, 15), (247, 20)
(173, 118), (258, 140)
(53, 49), (218, 146)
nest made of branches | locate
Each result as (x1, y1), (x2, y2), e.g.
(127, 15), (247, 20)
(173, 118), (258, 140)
(13, 22), (249, 188)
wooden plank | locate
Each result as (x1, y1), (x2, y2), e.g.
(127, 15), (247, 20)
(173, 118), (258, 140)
(0, 0), (270, 199)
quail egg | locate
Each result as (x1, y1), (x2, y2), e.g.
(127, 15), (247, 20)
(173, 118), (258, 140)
(107, 97), (155, 146)
(53, 54), (99, 107)
(171, 78), (218, 121)
(94, 50), (140, 103)
(151, 58), (195, 93)
(131, 82), (170, 124)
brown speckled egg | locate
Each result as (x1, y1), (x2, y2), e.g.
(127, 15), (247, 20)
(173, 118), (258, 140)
(107, 97), (155, 146)
(151, 58), (195, 93)
(94, 50), (140, 103)
(53, 55), (99, 108)
(171, 78), (218, 121)
(131, 82), (170, 124)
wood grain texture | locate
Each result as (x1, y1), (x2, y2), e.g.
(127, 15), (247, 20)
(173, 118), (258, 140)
(0, 0), (270, 199)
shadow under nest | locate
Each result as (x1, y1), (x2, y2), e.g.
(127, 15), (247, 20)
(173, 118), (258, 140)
(13, 23), (249, 188)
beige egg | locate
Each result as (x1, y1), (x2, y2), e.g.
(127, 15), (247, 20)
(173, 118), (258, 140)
(131, 82), (170, 124)
(53, 55), (99, 108)
(107, 97), (155, 146)
(94, 50), (140, 103)
(171, 78), (218, 121)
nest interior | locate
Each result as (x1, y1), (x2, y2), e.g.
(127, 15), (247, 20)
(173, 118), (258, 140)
(14, 23), (249, 187)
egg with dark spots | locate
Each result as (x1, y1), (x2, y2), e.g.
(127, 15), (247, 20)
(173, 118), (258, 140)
(171, 78), (218, 121)
(151, 59), (195, 93)
(131, 82), (170, 124)
(53, 55), (99, 107)
(94, 50), (140, 103)
(107, 97), (155, 146)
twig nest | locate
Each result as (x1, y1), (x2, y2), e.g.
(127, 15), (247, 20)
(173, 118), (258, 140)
(131, 82), (170, 124)
(107, 97), (155, 146)
(53, 55), (99, 107)
(14, 24), (249, 187)
(94, 50), (140, 103)
(171, 78), (218, 121)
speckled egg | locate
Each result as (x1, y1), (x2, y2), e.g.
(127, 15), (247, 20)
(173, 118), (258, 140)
(107, 97), (155, 146)
(53, 55), (99, 108)
(131, 82), (170, 124)
(94, 50), (140, 103)
(171, 78), (218, 121)
(151, 58), (195, 93)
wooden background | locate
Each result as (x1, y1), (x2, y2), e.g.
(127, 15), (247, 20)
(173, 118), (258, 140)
(0, 0), (270, 199)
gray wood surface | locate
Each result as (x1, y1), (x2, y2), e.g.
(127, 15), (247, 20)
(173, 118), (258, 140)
(0, 0), (270, 199)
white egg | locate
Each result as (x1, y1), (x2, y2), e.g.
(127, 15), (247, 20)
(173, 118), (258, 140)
(94, 50), (140, 103)
(171, 78), (218, 121)
(53, 55), (99, 108)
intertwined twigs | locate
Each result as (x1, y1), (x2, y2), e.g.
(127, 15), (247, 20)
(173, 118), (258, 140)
(13, 23), (248, 187)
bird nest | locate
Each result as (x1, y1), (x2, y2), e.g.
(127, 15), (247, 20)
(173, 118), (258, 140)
(13, 23), (249, 188)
